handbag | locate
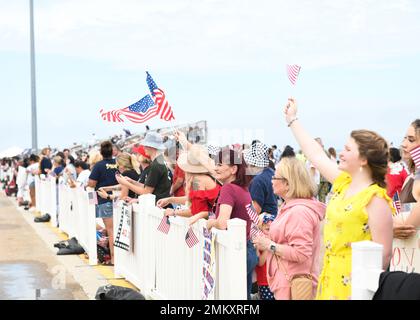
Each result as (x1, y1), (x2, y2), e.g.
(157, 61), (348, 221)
(275, 255), (314, 300)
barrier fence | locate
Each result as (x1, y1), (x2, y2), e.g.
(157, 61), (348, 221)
(34, 177), (248, 299)
(27, 173), (420, 300)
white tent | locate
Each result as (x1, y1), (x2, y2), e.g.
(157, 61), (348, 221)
(0, 146), (24, 158)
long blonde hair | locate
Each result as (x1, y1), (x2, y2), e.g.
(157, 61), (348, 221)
(88, 150), (102, 169)
(277, 157), (317, 199)
(117, 152), (140, 174)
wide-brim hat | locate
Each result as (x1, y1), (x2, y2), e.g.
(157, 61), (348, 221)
(141, 132), (166, 150)
(177, 144), (216, 174)
(243, 142), (270, 168)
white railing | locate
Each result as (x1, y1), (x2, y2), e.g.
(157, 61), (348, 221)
(113, 194), (247, 300)
(351, 241), (383, 300)
(35, 176), (97, 265)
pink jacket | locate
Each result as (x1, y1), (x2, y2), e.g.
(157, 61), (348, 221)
(267, 198), (326, 300)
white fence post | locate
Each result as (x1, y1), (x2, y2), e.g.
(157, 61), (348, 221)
(351, 240), (383, 300)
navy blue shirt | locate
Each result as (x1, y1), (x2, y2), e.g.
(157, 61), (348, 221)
(89, 158), (118, 205)
(249, 167), (278, 217)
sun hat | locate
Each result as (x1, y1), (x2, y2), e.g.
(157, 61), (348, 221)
(243, 142), (270, 168)
(177, 144), (216, 174)
(132, 145), (151, 159)
(141, 132), (166, 150)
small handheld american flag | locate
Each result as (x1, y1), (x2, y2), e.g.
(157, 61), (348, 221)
(410, 145), (420, 170)
(393, 192), (401, 215)
(88, 191), (98, 205)
(245, 203), (264, 239)
(185, 227), (199, 248)
(157, 216), (171, 234)
(286, 64), (301, 86)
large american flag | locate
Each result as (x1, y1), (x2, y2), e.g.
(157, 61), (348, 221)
(410, 145), (420, 170)
(100, 72), (175, 123)
(286, 64), (301, 86)
(185, 227), (199, 248)
(146, 72), (175, 121)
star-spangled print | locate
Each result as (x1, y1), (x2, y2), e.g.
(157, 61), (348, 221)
(100, 71), (175, 123)
(128, 94), (155, 113)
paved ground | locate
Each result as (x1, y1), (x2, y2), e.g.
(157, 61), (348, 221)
(0, 193), (136, 300)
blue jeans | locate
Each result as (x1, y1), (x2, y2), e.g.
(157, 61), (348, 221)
(247, 240), (258, 300)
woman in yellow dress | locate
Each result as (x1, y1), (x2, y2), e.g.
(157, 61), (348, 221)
(283, 98), (394, 300)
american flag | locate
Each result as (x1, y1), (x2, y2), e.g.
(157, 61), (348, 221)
(245, 203), (264, 238)
(286, 64), (301, 86)
(146, 72), (175, 121)
(100, 72), (175, 123)
(88, 191), (98, 205)
(410, 145), (420, 170)
(157, 216), (171, 234)
(185, 227), (199, 248)
(393, 192), (401, 215)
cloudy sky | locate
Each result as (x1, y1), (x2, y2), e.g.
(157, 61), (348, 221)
(0, 0), (419, 153)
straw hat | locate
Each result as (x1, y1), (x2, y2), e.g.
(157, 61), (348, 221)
(177, 144), (215, 174)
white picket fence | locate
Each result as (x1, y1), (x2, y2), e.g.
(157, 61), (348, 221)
(113, 194), (247, 300)
(29, 173), (407, 300)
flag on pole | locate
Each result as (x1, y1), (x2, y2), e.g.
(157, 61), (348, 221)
(185, 227), (199, 248)
(100, 72), (175, 123)
(146, 72), (175, 121)
(157, 216), (171, 234)
(393, 192), (401, 215)
(286, 64), (301, 86)
(410, 145), (420, 170)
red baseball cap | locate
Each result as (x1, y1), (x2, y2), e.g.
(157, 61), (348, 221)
(132, 145), (151, 159)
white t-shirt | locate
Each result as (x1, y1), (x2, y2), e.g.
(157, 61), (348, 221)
(26, 163), (39, 185)
(16, 166), (28, 187)
(77, 169), (91, 187)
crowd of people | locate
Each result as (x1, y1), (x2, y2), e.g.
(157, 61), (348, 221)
(1, 107), (419, 300)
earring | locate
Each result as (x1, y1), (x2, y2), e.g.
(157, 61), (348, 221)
(359, 166), (363, 173)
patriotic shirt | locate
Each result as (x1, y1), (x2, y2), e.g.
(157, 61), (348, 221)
(215, 183), (253, 240)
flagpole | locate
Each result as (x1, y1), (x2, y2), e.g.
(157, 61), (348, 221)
(29, 0), (38, 153)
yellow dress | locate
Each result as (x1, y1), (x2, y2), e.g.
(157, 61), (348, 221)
(316, 172), (395, 300)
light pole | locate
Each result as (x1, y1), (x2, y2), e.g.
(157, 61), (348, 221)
(29, 0), (38, 152)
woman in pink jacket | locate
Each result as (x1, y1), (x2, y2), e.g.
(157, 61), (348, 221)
(253, 156), (326, 299)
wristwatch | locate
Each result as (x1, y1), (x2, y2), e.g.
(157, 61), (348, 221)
(269, 242), (276, 253)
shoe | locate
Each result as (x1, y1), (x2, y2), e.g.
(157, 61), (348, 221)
(34, 214), (51, 223)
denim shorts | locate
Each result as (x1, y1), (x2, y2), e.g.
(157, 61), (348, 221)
(96, 202), (113, 219)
